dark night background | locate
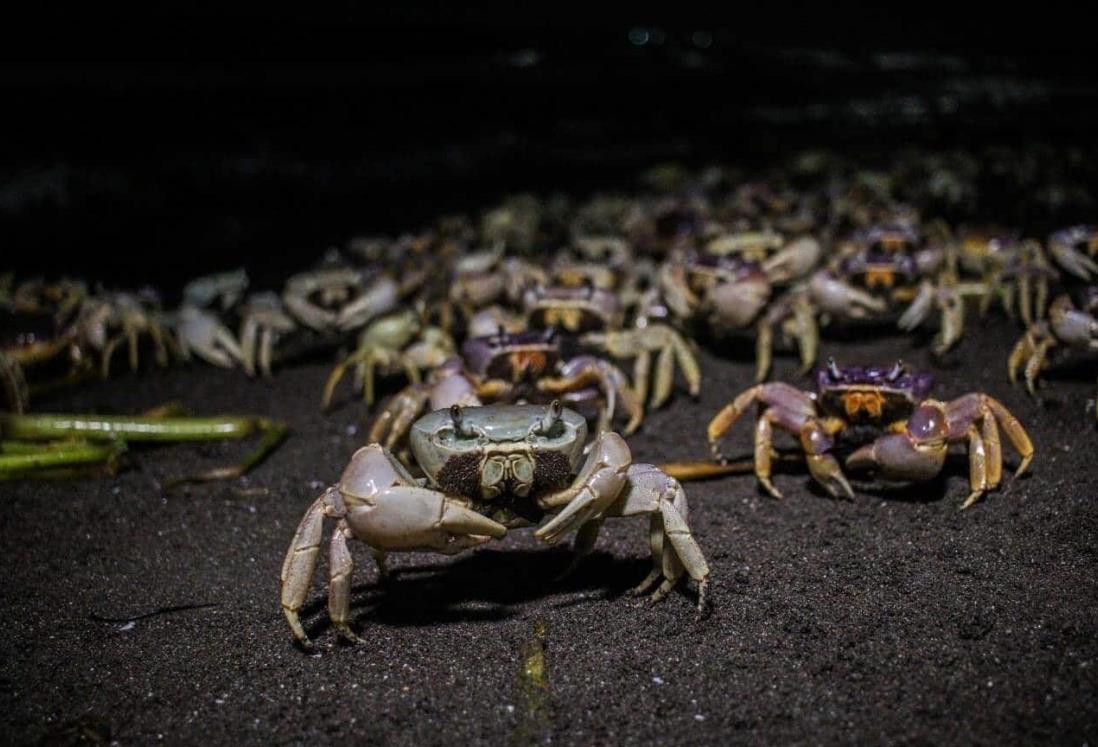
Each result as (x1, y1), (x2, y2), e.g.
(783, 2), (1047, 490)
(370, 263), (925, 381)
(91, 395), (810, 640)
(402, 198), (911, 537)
(3, 4), (1097, 292)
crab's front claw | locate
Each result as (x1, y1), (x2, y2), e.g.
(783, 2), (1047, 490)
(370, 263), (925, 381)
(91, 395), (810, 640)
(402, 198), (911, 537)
(352, 486), (507, 554)
(658, 263), (700, 320)
(707, 276), (770, 328)
(1049, 240), (1098, 281)
(846, 433), (947, 483)
(897, 280), (934, 331)
(808, 271), (886, 319)
(804, 454), (854, 500)
(176, 306), (245, 368)
(535, 432), (630, 544)
(762, 236), (821, 284)
(336, 276), (400, 331)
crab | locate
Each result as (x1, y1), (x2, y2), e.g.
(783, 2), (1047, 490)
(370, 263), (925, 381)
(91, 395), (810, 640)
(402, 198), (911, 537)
(522, 284), (701, 421)
(1008, 287), (1098, 420)
(321, 308), (455, 409)
(366, 329), (642, 449)
(181, 268), (249, 312)
(955, 230), (1058, 325)
(282, 267), (399, 334)
(658, 231), (821, 380)
(0, 307), (86, 412)
(174, 305), (245, 370)
(74, 290), (176, 377)
(280, 401), (711, 646)
(1047, 226), (1098, 281)
(447, 244), (547, 324)
(707, 360), (1034, 509)
(238, 292), (297, 378)
(808, 223), (974, 356)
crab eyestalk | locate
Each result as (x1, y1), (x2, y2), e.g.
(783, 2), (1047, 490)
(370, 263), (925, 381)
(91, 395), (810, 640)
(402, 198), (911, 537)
(449, 404), (478, 439)
(531, 399), (563, 437)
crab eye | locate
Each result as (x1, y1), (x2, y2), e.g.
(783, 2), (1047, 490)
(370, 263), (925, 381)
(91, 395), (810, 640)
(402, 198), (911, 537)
(530, 400), (564, 437)
(449, 405), (476, 439)
(827, 357), (841, 380)
(886, 360), (904, 382)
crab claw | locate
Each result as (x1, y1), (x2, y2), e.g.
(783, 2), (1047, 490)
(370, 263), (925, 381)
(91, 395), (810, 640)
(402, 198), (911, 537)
(351, 486), (507, 554)
(707, 274), (770, 328)
(762, 235), (821, 284)
(336, 276), (400, 331)
(846, 433), (947, 483)
(809, 271), (887, 319)
(1049, 238), (1098, 280)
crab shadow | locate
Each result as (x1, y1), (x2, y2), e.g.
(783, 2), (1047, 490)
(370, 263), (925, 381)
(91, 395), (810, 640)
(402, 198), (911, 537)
(297, 547), (649, 639)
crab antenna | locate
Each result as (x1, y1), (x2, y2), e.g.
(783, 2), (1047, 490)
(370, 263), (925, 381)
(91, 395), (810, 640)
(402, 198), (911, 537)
(534, 400), (563, 435)
(827, 357), (841, 379)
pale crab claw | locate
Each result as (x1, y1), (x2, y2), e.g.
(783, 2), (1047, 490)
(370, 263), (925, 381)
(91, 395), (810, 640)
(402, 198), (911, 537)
(1048, 229), (1098, 280)
(354, 486), (507, 554)
(657, 263), (700, 320)
(808, 270), (887, 319)
(182, 268), (249, 311)
(336, 276), (400, 331)
(706, 275), (770, 328)
(897, 280), (935, 331)
(534, 432), (630, 544)
(175, 305), (245, 368)
(761, 235), (821, 284)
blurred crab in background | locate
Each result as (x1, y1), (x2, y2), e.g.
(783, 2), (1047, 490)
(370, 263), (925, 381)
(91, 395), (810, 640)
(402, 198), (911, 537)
(522, 284), (700, 422)
(322, 307), (455, 409)
(446, 243), (548, 326)
(954, 229), (1058, 325)
(659, 229), (822, 380)
(280, 401), (711, 646)
(1047, 226), (1098, 281)
(74, 288), (177, 377)
(808, 223), (976, 356)
(282, 265), (400, 334)
(1009, 286), (1098, 420)
(707, 360), (1034, 509)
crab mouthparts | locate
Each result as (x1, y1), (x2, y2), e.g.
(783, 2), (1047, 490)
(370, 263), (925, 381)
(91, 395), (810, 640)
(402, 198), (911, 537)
(480, 454), (535, 499)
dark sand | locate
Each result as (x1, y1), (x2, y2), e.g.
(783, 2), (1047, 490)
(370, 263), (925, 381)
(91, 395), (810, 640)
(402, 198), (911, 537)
(2, 318), (1096, 745)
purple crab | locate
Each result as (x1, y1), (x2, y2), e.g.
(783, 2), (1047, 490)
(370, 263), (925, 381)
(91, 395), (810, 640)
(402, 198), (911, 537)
(707, 359), (1034, 509)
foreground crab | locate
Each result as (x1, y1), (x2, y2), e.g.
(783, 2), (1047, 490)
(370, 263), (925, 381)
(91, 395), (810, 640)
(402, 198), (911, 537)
(707, 361), (1034, 509)
(280, 402), (711, 646)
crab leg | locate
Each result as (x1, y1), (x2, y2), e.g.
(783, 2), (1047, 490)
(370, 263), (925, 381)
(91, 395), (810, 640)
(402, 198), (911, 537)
(367, 383), (431, 449)
(935, 286), (964, 355)
(259, 327), (275, 378)
(538, 356), (642, 436)
(603, 463), (710, 614)
(707, 382), (815, 461)
(0, 352), (29, 414)
(282, 445), (507, 645)
(553, 519), (603, 581)
(328, 520), (361, 642)
(281, 486), (345, 644)
(754, 318), (773, 383)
